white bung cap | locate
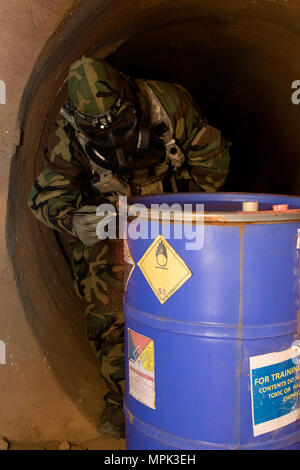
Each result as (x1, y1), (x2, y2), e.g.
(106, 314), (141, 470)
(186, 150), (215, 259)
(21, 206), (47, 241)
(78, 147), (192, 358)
(242, 201), (259, 212)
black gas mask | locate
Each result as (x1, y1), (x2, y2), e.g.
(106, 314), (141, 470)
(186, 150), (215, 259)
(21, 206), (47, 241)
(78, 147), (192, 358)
(66, 83), (151, 176)
(80, 105), (150, 175)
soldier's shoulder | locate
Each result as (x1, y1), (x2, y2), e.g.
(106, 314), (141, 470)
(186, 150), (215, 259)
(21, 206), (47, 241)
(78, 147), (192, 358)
(141, 78), (181, 96)
(46, 109), (81, 164)
(49, 111), (79, 146)
(137, 78), (184, 114)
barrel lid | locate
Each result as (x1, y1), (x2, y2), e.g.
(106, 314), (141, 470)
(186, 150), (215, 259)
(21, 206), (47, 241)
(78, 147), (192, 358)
(123, 192), (300, 224)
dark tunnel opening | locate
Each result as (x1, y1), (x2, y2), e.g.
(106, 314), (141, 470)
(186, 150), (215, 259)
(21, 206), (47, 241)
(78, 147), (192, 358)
(6, 0), (300, 425)
(106, 17), (300, 195)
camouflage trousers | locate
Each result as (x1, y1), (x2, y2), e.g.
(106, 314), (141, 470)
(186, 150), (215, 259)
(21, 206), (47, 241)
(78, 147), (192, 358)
(70, 238), (126, 404)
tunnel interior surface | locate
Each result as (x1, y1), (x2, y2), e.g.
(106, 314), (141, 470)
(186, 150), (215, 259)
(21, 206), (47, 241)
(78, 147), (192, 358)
(6, 0), (300, 424)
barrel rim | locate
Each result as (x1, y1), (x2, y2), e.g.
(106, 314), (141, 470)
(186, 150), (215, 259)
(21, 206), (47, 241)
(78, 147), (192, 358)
(122, 192), (300, 224)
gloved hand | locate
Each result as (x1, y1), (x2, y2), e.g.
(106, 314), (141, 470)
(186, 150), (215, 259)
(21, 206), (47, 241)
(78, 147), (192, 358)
(72, 205), (104, 247)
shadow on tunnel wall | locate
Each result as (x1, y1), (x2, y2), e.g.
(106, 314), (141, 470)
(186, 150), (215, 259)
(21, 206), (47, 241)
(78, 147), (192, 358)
(6, 0), (300, 424)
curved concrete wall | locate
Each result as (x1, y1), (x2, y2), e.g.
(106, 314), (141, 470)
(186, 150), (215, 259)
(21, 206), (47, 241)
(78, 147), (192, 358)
(2, 0), (300, 441)
(0, 0), (103, 445)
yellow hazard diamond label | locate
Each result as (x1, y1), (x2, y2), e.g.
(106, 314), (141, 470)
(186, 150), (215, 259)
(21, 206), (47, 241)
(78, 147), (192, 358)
(137, 235), (192, 304)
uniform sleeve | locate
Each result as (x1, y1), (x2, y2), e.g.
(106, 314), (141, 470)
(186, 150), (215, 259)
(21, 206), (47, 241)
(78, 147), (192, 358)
(173, 84), (230, 192)
(28, 118), (91, 236)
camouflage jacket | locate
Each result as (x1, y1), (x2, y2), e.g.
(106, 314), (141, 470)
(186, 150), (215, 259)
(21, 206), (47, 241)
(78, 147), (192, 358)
(28, 78), (230, 239)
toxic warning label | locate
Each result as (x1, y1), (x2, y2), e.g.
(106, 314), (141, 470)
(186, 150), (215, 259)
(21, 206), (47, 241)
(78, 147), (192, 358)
(250, 347), (300, 436)
(128, 329), (155, 409)
(137, 235), (192, 304)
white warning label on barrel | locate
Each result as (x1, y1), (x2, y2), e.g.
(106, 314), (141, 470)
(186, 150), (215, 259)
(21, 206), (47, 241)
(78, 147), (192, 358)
(137, 235), (192, 304)
(250, 346), (300, 437)
(128, 329), (155, 409)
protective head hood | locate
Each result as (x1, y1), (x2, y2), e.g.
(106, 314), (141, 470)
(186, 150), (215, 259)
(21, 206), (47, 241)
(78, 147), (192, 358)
(68, 56), (130, 122)
(67, 57), (151, 175)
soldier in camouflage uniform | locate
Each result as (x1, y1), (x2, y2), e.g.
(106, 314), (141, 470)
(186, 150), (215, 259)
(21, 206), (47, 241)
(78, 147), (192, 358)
(28, 57), (230, 438)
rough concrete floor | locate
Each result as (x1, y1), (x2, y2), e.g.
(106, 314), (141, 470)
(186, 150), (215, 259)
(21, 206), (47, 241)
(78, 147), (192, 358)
(0, 435), (125, 450)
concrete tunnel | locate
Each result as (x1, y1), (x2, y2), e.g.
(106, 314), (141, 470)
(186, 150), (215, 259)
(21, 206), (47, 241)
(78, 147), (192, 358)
(5, 0), (300, 434)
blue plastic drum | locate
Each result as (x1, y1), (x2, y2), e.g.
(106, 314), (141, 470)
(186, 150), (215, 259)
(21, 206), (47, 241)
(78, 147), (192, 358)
(123, 193), (300, 450)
